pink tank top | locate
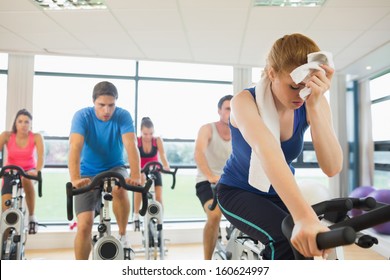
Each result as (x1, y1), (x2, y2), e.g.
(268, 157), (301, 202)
(5, 132), (36, 171)
(137, 137), (159, 168)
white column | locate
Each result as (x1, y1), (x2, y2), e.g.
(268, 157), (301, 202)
(329, 74), (349, 197)
(358, 80), (374, 186)
(233, 66), (252, 95)
(6, 54), (35, 130)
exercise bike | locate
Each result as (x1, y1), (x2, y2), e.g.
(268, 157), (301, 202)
(209, 184), (264, 260)
(138, 161), (177, 260)
(282, 196), (390, 260)
(66, 171), (152, 260)
(0, 165), (42, 260)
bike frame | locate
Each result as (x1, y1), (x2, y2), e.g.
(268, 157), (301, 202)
(91, 178), (127, 260)
(66, 171), (151, 260)
(0, 165), (42, 260)
(139, 161), (177, 260)
(143, 179), (165, 260)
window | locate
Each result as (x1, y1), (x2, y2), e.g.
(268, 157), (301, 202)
(371, 101), (390, 141)
(33, 76), (135, 136)
(251, 67), (262, 86)
(370, 72), (390, 141)
(0, 52), (7, 69)
(32, 56), (234, 223)
(33, 56), (137, 223)
(34, 55), (135, 76)
(139, 60), (232, 81)
(370, 72), (390, 190)
(137, 80), (233, 139)
(370, 73), (390, 100)
(33, 55), (136, 137)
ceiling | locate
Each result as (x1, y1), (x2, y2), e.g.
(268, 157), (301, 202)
(0, 0), (389, 79)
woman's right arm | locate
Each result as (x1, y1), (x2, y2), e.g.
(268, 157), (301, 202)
(156, 137), (170, 170)
(0, 131), (10, 151)
(231, 90), (329, 258)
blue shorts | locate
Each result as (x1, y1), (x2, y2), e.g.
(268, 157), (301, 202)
(217, 183), (294, 260)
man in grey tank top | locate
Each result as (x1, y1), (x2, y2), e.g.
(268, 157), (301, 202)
(194, 95), (232, 259)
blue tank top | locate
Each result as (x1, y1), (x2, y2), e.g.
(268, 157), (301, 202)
(219, 87), (309, 196)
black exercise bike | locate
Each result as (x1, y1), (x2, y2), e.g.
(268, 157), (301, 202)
(66, 171), (152, 260)
(138, 161), (177, 260)
(0, 165), (42, 260)
(282, 196), (390, 260)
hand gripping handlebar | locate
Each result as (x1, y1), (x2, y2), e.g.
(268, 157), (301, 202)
(281, 197), (390, 259)
(66, 171), (152, 221)
(141, 161), (178, 190)
(0, 165), (43, 197)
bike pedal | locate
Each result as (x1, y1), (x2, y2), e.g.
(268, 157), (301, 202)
(124, 248), (135, 260)
(134, 220), (141, 232)
(13, 235), (21, 243)
(92, 235), (98, 245)
(28, 221), (39, 235)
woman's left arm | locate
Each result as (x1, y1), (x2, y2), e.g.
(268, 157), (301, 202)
(306, 65), (343, 177)
(156, 137), (170, 170)
(34, 133), (45, 172)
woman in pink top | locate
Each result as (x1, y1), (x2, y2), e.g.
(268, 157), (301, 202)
(0, 109), (44, 234)
(133, 117), (170, 231)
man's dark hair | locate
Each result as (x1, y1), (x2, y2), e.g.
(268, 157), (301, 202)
(92, 81), (118, 101)
(218, 94), (233, 109)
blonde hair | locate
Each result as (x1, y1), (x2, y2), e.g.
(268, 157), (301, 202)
(265, 33), (320, 75)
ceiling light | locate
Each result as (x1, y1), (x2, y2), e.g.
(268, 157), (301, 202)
(253, 0), (327, 7)
(32, 0), (107, 10)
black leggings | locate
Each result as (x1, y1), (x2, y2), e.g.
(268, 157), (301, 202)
(217, 183), (294, 260)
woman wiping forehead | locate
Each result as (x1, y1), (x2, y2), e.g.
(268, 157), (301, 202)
(217, 33), (342, 260)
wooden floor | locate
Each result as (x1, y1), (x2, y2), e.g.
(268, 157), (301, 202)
(24, 243), (386, 260)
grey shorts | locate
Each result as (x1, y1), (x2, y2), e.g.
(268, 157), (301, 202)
(74, 166), (128, 216)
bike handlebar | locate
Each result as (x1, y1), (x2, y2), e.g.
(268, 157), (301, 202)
(0, 165), (43, 197)
(281, 197), (390, 260)
(66, 171), (153, 221)
(141, 161), (178, 190)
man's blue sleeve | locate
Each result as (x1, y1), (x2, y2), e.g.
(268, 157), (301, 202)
(119, 109), (135, 134)
(70, 109), (87, 136)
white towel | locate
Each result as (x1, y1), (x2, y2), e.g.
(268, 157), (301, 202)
(290, 51), (334, 100)
(248, 73), (280, 192)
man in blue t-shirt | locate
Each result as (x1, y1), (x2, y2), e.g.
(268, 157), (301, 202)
(68, 81), (141, 260)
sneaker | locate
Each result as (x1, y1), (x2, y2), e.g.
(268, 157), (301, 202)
(133, 220), (140, 232)
(118, 234), (130, 249)
(28, 221), (38, 234)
